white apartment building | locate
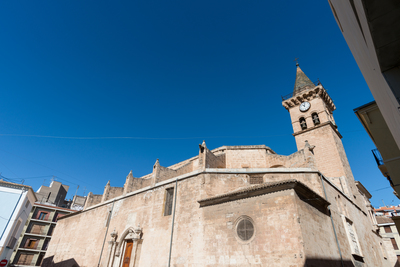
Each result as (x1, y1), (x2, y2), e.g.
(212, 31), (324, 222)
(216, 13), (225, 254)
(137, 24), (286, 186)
(0, 180), (37, 266)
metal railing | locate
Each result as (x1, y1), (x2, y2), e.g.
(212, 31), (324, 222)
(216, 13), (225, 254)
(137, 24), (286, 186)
(372, 149), (384, 166)
(29, 230), (47, 235)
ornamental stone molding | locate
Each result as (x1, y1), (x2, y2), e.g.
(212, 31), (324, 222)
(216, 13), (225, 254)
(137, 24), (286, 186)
(282, 85), (335, 112)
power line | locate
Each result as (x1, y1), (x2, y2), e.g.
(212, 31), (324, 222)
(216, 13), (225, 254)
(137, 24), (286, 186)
(0, 133), (289, 140)
(0, 148), (97, 188)
(0, 130), (365, 140)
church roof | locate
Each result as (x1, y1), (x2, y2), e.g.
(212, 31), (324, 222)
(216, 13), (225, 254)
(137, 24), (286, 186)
(293, 64), (315, 96)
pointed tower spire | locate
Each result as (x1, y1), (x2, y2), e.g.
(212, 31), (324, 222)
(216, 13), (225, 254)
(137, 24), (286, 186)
(293, 64), (315, 96)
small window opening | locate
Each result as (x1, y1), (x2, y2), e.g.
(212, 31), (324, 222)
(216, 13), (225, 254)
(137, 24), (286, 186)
(391, 238), (399, 250)
(164, 188), (174, 216)
(312, 113), (320, 125)
(300, 117), (307, 130)
(237, 218), (254, 241)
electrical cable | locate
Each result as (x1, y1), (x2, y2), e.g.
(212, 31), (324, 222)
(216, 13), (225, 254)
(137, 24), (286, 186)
(0, 130), (366, 140)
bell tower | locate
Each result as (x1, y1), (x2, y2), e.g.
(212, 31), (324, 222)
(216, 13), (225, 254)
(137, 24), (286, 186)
(282, 64), (357, 197)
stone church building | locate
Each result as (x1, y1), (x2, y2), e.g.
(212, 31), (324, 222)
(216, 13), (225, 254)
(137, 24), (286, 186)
(42, 66), (398, 267)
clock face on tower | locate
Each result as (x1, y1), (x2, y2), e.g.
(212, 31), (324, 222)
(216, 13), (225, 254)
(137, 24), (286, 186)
(299, 102), (311, 112)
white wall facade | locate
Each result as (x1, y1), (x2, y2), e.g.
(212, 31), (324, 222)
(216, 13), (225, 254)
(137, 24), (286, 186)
(0, 183), (36, 265)
(328, 0), (400, 149)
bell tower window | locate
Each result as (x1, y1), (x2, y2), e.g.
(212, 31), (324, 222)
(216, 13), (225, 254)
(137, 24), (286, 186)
(312, 113), (320, 126)
(300, 117), (307, 130)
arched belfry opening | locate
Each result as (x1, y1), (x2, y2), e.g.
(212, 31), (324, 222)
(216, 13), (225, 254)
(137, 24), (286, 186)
(312, 112), (320, 126)
(300, 117), (307, 130)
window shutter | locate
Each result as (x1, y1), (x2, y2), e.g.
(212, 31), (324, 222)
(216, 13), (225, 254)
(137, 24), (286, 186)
(11, 220), (22, 237)
(391, 238), (399, 250)
(385, 226), (392, 233)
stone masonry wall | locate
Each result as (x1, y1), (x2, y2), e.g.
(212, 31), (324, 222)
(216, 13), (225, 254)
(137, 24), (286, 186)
(44, 169), (390, 267)
(84, 192), (102, 209)
(225, 149), (268, 168)
(204, 148), (225, 168)
(200, 189), (305, 266)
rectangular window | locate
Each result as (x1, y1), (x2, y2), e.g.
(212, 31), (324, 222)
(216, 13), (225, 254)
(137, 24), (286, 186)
(30, 223), (45, 235)
(164, 188), (174, 216)
(36, 211), (49, 221)
(391, 238), (399, 250)
(384, 226), (392, 233)
(24, 239), (38, 249)
(17, 253), (34, 265)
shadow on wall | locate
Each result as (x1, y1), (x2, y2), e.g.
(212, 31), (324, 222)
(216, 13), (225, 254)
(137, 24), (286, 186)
(41, 256), (79, 267)
(304, 257), (400, 267)
(38, 256), (400, 267)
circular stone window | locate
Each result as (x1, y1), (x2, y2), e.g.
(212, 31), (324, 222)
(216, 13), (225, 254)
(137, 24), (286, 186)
(236, 217), (255, 242)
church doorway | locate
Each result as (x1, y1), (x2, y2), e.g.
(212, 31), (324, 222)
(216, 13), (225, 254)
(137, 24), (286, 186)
(122, 240), (134, 267)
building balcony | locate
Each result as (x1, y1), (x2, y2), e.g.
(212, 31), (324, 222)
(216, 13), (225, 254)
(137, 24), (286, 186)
(17, 247), (43, 253)
(30, 218), (55, 224)
(354, 102), (400, 199)
(372, 149), (390, 177)
(25, 232), (48, 238)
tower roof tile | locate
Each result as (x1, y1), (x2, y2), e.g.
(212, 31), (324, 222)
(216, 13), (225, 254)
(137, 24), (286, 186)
(293, 65), (315, 96)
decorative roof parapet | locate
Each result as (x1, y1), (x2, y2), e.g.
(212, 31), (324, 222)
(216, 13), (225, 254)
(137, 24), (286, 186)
(198, 179), (330, 213)
(282, 85), (336, 112)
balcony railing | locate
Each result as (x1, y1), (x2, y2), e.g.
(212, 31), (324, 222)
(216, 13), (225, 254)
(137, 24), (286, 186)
(28, 230), (47, 235)
(372, 149), (384, 166)
(281, 80), (322, 101)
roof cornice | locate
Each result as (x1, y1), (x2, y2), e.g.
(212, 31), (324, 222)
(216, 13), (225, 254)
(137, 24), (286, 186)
(197, 179), (330, 213)
(282, 85), (336, 112)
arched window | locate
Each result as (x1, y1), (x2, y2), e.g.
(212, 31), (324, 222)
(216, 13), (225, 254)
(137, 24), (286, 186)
(312, 113), (320, 125)
(300, 117), (307, 130)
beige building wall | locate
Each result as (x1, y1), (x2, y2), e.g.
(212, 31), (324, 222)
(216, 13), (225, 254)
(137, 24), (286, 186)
(43, 157), (392, 267)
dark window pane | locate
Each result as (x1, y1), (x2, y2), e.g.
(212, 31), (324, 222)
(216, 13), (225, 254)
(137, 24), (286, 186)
(164, 188), (174, 216)
(391, 238), (399, 250)
(237, 219), (254, 241)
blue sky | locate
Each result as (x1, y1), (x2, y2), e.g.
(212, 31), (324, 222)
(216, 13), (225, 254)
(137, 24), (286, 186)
(0, 1), (395, 208)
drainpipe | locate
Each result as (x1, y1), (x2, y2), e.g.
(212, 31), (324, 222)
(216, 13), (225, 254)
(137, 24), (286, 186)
(0, 189), (24, 241)
(168, 177), (178, 267)
(320, 173), (344, 267)
(98, 200), (115, 267)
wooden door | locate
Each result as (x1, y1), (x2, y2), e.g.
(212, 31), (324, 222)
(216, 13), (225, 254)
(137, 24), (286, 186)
(122, 240), (134, 267)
